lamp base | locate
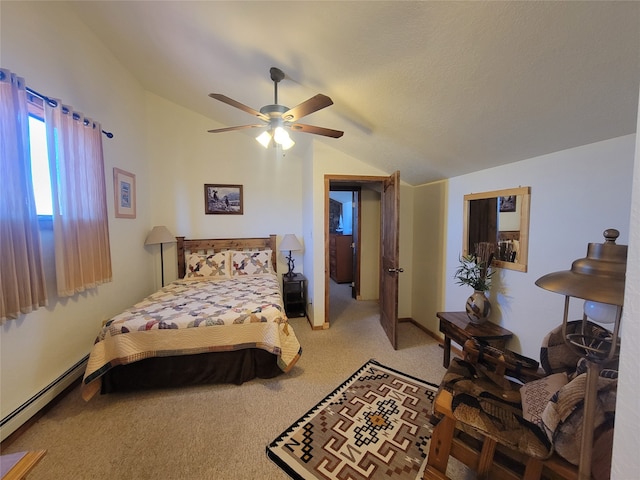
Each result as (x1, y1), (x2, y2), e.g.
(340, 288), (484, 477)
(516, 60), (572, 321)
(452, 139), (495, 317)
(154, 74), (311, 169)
(286, 252), (296, 278)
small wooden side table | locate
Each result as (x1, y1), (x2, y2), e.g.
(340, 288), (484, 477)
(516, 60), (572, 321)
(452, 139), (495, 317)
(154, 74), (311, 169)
(1, 450), (46, 480)
(282, 273), (307, 319)
(437, 311), (513, 368)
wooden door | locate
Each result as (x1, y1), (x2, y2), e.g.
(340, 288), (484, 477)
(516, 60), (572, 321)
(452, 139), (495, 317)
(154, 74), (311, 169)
(379, 171), (401, 349)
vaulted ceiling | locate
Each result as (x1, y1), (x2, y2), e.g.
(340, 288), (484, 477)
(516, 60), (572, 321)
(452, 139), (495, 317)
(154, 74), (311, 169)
(70, 1), (640, 186)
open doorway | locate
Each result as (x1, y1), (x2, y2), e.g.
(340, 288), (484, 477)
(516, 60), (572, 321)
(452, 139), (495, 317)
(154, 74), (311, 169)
(329, 188), (358, 299)
(326, 177), (383, 325)
(328, 187), (359, 324)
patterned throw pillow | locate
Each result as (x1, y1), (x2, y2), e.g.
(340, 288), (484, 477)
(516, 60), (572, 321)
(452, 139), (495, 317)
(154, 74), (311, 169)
(230, 250), (272, 276)
(520, 372), (568, 427)
(185, 252), (229, 278)
(540, 320), (616, 375)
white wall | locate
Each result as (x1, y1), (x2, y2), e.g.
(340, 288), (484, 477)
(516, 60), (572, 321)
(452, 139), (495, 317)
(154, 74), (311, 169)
(0, 1), (153, 434)
(411, 180), (448, 332)
(445, 135), (636, 358)
(143, 92), (305, 284)
(611, 88), (640, 480)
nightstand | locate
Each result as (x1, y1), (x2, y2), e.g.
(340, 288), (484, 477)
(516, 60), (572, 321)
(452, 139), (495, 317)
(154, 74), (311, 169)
(437, 311), (513, 368)
(282, 273), (307, 318)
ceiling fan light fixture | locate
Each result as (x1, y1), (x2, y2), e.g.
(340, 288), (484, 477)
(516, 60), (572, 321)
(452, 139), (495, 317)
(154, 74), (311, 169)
(209, 67), (343, 147)
(273, 126), (290, 143)
(256, 130), (272, 148)
(280, 135), (295, 150)
(274, 126), (295, 150)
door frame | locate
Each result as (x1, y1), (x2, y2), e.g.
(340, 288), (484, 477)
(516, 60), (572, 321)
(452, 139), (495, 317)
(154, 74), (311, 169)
(324, 174), (393, 327)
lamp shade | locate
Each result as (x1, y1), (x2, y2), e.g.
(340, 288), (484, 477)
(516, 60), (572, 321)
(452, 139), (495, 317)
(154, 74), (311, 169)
(535, 229), (627, 305)
(256, 128), (295, 150)
(279, 234), (302, 252)
(256, 131), (272, 148)
(144, 226), (176, 245)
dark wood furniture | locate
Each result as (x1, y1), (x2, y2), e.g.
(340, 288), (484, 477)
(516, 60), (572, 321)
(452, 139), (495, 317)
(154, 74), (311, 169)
(437, 311), (513, 368)
(329, 234), (353, 283)
(424, 390), (578, 480)
(282, 273), (307, 318)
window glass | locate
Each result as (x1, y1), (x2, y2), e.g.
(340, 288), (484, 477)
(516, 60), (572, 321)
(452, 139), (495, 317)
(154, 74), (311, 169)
(28, 115), (52, 216)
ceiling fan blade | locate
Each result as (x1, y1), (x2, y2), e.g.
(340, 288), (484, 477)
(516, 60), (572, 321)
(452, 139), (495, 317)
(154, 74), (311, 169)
(290, 123), (344, 138)
(207, 124), (265, 133)
(281, 94), (333, 122)
(209, 93), (269, 121)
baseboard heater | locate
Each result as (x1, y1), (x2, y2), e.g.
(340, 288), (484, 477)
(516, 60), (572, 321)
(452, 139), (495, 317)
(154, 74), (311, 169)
(0, 355), (88, 442)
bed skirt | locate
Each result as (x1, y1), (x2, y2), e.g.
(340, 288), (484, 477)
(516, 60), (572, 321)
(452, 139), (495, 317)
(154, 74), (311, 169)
(100, 348), (283, 394)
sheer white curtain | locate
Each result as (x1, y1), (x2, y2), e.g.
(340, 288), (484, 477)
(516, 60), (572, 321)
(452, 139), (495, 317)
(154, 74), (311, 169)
(0, 69), (47, 321)
(45, 100), (112, 296)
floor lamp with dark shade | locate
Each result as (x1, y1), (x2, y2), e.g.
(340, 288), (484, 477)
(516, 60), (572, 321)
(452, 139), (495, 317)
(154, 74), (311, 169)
(536, 228), (627, 480)
(144, 225), (176, 287)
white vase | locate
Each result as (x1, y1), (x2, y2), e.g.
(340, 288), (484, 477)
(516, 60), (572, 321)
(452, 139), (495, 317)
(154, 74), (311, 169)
(466, 290), (491, 324)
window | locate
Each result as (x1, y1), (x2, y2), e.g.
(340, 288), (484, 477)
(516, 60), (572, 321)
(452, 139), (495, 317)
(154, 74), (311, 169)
(28, 114), (53, 216)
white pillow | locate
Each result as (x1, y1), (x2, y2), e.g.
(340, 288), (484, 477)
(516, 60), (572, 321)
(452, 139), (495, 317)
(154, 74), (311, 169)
(185, 251), (229, 278)
(230, 250), (273, 276)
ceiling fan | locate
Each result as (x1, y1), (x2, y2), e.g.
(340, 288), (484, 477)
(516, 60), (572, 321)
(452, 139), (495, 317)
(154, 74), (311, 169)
(208, 67), (344, 150)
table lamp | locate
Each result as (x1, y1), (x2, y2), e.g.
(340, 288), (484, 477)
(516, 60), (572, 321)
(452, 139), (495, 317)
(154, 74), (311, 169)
(535, 228), (626, 480)
(279, 234), (302, 278)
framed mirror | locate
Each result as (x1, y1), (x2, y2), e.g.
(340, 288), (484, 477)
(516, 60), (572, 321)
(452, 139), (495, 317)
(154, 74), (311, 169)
(463, 186), (531, 272)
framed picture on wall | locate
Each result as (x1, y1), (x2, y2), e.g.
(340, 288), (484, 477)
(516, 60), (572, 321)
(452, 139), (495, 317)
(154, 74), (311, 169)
(113, 168), (136, 218)
(499, 195), (516, 213)
(204, 184), (243, 215)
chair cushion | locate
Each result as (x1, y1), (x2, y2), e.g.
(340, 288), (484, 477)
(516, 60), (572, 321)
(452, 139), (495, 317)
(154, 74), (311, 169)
(439, 358), (553, 460)
(539, 320), (617, 375)
(541, 370), (617, 466)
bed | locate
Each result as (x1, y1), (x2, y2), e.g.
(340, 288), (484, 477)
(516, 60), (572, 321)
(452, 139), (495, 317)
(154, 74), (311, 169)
(81, 235), (302, 400)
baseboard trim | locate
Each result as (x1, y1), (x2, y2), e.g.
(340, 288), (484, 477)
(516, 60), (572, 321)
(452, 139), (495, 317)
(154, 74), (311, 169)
(0, 355), (88, 443)
(399, 317), (442, 342)
(401, 317), (463, 359)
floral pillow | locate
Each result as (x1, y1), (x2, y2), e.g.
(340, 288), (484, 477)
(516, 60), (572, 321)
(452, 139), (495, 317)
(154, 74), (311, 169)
(185, 252), (229, 278)
(520, 372), (568, 427)
(230, 250), (273, 276)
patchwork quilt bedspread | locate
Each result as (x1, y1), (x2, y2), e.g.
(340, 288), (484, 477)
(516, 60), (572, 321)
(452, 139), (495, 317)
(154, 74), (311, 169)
(82, 274), (301, 400)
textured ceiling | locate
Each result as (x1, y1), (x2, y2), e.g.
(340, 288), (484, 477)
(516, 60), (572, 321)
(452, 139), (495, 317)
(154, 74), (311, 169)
(70, 1), (640, 186)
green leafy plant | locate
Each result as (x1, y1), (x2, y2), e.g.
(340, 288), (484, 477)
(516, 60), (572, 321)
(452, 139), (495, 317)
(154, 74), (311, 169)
(453, 254), (494, 291)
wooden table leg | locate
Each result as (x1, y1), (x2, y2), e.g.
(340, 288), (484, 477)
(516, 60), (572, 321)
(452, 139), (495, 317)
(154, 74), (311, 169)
(477, 437), (497, 479)
(424, 391), (455, 479)
(443, 335), (451, 368)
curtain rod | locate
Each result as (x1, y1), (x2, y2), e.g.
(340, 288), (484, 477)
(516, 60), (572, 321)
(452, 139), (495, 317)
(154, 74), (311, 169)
(25, 87), (114, 139)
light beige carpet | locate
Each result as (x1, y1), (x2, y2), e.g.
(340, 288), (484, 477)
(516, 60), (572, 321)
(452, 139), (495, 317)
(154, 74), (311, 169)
(2, 283), (473, 479)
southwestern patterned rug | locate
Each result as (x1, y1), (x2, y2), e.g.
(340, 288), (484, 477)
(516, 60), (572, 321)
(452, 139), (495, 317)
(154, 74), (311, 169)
(267, 360), (439, 479)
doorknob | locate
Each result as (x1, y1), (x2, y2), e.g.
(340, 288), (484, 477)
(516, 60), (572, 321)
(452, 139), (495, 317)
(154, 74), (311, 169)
(388, 268), (404, 273)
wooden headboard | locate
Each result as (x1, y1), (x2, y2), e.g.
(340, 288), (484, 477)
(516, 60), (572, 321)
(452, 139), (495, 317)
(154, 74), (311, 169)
(176, 235), (277, 278)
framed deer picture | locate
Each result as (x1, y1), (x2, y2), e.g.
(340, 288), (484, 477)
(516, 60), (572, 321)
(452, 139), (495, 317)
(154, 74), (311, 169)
(204, 184), (243, 215)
